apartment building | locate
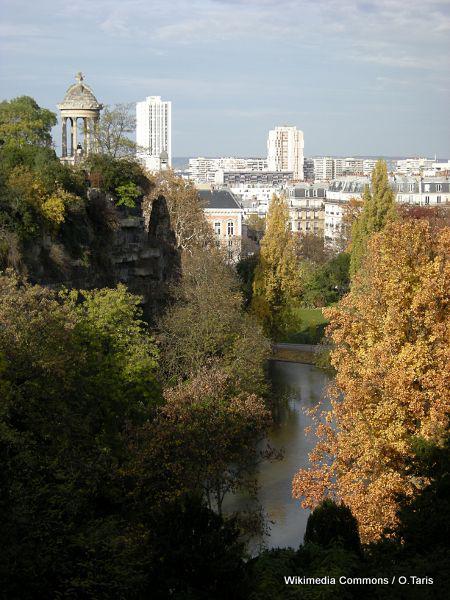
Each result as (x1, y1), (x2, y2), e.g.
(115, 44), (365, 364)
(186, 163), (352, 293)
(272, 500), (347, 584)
(136, 95), (171, 172)
(287, 184), (326, 235)
(394, 177), (450, 205)
(216, 170), (293, 187)
(267, 126), (304, 180)
(313, 157), (334, 181)
(188, 157), (268, 184)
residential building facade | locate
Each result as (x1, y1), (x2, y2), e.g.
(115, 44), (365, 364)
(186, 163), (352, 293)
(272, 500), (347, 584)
(313, 157), (335, 181)
(324, 177), (370, 247)
(287, 183), (326, 236)
(324, 175), (450, 248)
(198, 189), (247, 261)
(216, 170), (293, 187)
(303, 158), (315, 181)
(188, 157), (268, 184)
(136, 96), (172, 172)
(267, 126), (304, 181)
(394, 177), (450, 206)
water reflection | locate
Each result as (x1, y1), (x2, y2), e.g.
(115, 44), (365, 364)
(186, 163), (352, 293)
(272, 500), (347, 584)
(225, 361), (330, 552)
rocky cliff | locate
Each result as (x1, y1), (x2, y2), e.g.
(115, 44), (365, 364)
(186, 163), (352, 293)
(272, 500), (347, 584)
(24, 189), (180, 321)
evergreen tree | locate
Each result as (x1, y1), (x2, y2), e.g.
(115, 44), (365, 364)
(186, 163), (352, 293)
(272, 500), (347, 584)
(251, 194), (300, 337)
(304, 499), (361, 555)
(349, 160), (396, 278)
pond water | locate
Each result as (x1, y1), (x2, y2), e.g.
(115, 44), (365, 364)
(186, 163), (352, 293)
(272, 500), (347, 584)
(225, 360), (330, 552)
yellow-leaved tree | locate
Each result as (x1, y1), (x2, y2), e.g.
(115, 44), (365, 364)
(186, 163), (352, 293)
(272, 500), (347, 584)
(293, 219), (450, 542)
(251, 194), (300, 338)
(349, 160), (396, 278)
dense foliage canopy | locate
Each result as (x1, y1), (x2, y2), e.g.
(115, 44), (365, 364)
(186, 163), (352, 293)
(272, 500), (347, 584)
(293, 219), (450, 541)
(0, 96), (57, 148)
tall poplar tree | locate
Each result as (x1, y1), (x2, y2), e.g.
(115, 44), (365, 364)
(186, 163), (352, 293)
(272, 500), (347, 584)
(251, 194), (300, 337)
(349, 160), (396, 278)
(293, 220), (450, 542)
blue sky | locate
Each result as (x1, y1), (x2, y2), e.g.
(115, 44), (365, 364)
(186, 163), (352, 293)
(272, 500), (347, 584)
(1, 0), (449, 157)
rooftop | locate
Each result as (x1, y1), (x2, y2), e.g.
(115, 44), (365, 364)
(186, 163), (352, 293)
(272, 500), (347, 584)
(199, 189), (243, 210)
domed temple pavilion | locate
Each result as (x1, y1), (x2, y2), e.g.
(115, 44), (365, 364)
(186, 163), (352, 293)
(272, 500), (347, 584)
(57, 72), (103, 162)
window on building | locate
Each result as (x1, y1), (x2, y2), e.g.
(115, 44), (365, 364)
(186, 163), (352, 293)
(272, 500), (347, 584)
(437, 184), (442, 192)
(409, 184), (414, 192)
(214, 222), (221, 235)
(437, 196), (441, 203)
(227, 221), (234, 236)
(425, 195), (430, 204)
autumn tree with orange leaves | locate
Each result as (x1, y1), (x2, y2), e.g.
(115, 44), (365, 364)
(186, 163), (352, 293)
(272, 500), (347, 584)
(293, 219), (450, 542)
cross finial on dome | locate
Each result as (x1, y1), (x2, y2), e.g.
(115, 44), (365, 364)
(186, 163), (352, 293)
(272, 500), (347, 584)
(76, 72), (84, 83)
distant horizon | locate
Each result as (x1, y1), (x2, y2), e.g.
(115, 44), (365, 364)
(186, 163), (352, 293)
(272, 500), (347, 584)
(172, 154), (449, 160)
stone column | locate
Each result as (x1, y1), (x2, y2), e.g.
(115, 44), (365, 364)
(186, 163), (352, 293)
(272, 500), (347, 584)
(72, 116), (78, 152)
(83, 117), (88, 154)
(93, 118), (99, 152)
(62, 118), (67, 157)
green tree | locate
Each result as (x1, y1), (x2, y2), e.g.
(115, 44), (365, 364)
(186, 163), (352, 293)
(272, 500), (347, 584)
(0, 96), (56, 148)
(248, 500), (364, 600)
(349, 160), (396, 278)
(116, 181), (141, 208)
(304, 499), (361, 555)
(236, 252), (259, 307)
(158, 246), (270, 395)
(131, 367), (272, 516)
(298, 232), (329, 264)
(0, 274), (161, 598)
(0, 142), (87, 268)
(85, 153), (151, 202)
(144, 495), (248, 600)
(251, 194), (301, 338)
(302, 253), (350, 307)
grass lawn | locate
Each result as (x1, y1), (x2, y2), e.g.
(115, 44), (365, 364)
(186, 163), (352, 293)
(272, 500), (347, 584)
(284, 307), (328, 344)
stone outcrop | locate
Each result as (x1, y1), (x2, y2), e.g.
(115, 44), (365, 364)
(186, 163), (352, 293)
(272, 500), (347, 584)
(25, 189), (180, 322)
(110, 193), (180, 319)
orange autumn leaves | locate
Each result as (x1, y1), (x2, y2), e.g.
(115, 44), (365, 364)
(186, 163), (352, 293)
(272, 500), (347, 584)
(293, 219), (450, 542)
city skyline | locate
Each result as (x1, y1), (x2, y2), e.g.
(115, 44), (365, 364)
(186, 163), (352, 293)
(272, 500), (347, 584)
(1, 0), (449, 157)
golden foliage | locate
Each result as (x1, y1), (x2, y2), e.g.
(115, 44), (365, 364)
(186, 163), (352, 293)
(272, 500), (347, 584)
(293, 220), (450, 542)
(144, 170), (214, 253)
(7, 166), (78, 229)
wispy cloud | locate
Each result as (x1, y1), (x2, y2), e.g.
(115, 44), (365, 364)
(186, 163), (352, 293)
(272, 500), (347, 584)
(1, 0), (449, 155)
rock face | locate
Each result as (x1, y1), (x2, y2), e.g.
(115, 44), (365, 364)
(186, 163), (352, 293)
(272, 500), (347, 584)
(111, 193), (180, 320)
(25, 189), (180, 322)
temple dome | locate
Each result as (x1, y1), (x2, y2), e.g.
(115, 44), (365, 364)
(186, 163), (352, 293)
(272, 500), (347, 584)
(58, 73), (102, 111)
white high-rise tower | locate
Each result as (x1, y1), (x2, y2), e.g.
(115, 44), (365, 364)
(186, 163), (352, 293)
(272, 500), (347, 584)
(136, 96), (172, 172)
(267, 126), (304, 181)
